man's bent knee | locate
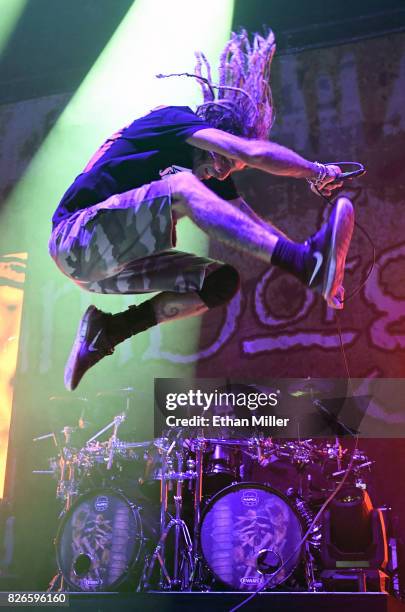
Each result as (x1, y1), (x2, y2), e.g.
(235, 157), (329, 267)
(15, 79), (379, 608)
(197, 264), (240, 308)
(169, 172), (205, 211)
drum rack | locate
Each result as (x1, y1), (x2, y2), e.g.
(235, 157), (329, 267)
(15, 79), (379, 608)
(32, 397), (397, 597)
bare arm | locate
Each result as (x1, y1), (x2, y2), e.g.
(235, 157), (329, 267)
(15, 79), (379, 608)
(187, 128), (319, 179)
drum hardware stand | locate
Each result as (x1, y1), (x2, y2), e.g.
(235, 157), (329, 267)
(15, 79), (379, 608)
(86, 412), (126, 445)
(47, 571), (65, 593)
(388, 535), (400, 598)
(34, 425), (81, 592)
(188, 437), (205, 589)
(33, 426), (80, 515)
(139, 440), (197, 591)
(303, 541), (321, 591)
(51, 427), (84, 592)
(106, 414), (126, 470)
(140, 506), (194, 591)
(53, 427), (82, 515)
(78, 411), (127, 474)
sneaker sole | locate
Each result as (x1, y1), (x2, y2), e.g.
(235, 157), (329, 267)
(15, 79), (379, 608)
(322, 198), (354, 307)
(64, 305), (97, 391)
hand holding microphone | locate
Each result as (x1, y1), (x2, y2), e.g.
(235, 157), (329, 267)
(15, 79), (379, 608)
(308, 161), (366, 199)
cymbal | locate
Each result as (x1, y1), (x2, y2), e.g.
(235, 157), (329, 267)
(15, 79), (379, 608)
(49, 395), (89, 404)
(119, 440), (154, 449)
(286, 382), (322, 398)
(96, 387), (144, 398)
(191, 438), (254, 447)
(289, 389), (323, 398)
(286, 379), (349, 399)
(48, 396), (93, 429)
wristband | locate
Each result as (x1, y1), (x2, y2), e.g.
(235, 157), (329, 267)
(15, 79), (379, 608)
(306, 161), (328, 187)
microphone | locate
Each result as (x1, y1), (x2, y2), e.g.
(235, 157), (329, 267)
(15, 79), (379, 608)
(325, 161), (366, 181)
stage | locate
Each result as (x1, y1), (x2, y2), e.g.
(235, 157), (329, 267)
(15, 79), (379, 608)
(14, 591), (402, 612)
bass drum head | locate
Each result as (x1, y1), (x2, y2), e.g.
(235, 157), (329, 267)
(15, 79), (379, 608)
(56, 489), (142, 591)
(200, 483), (303, 591)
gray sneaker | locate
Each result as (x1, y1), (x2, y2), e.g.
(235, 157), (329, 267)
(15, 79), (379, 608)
(64, 306), (114, 391)
(304, 197), (354, 309)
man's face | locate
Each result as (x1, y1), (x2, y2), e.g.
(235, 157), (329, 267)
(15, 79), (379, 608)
(193, 149), (245, 181)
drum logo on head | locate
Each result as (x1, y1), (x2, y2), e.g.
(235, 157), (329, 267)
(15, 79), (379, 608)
(82, 579), (102, 589)
(240, 576), (262, 585)
(241, 490), (259, 507)
(94, 496), (109, 512)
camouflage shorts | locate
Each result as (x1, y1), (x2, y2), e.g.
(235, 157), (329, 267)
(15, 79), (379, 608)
(48, 178), (219, 294)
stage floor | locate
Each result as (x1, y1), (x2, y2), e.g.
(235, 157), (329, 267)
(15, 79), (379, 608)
(16, 591), (401, 612)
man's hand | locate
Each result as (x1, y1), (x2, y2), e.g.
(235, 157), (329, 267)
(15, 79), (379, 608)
(311, 164), (343, 198)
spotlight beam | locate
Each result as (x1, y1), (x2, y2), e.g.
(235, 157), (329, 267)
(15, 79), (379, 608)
(0, 0), (27, 57)
(1, 0), (235, 397)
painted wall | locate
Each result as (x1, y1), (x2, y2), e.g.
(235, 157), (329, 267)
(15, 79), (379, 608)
(195, 32), (405, 378)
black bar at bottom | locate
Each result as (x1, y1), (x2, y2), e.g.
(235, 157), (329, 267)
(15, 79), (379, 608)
(41, 591), (403, 612)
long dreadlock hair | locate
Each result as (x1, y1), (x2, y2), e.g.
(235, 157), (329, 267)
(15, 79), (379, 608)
(156, 29), (276, 140)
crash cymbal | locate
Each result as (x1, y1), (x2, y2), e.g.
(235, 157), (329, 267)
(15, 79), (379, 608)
(48, 396), (93, 429)
(96, 387), (145, 398)
(289, 389), (323, 398)
(286, 381), (322, 398)
(287, 379), (350, 399)
(49, 395), (89, 404)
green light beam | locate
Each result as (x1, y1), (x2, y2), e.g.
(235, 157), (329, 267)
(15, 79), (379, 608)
(0, 0), (27, 56)
(2, 0), (235, 390)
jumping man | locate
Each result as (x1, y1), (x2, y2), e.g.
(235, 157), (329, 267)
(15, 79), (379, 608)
(49, 30), (353, 390)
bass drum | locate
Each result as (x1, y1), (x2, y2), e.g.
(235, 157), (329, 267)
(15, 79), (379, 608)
(56, 489), (148, 591)
(200, 483), (303, 591)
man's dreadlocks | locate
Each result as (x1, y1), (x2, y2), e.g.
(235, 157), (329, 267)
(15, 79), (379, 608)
(157, 29), (276, 140)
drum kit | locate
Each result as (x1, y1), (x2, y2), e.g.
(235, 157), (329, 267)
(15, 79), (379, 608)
(33, 388), (377, 594)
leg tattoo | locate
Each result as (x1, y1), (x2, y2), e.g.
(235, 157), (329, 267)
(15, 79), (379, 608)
(150, 291), (208, 324)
